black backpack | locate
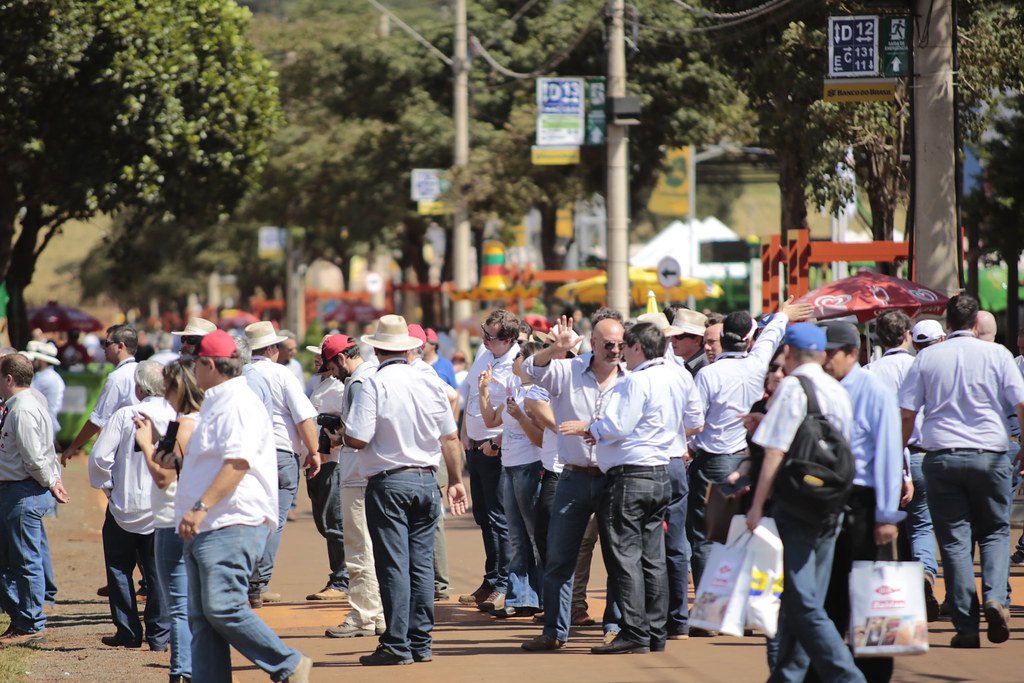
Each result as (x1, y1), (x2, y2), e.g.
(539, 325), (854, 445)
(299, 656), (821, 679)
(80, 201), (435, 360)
(771, 375), (855, 530)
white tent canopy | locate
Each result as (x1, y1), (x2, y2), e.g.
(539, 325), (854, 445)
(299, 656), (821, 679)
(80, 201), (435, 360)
(630, 217), (748, 280)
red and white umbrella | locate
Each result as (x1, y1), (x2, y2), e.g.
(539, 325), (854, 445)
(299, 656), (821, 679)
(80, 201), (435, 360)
(794, 270), (948, 323)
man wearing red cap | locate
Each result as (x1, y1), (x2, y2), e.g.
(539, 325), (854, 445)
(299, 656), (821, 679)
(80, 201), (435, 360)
(177, 331), (312, 682)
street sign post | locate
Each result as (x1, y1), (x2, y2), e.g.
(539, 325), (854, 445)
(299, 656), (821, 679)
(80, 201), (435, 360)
(536, 77), (585, 147)
(881, 16), (910, 77)
(411, 168), (446, 202)
(585, 77), (606, 145)
(828, 15), (879, 78)
(656, 256), (682, 289)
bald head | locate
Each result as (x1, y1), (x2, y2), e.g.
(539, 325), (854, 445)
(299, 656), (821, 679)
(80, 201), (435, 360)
(592, 318), (625, 367)
(976, 310), (997, 342)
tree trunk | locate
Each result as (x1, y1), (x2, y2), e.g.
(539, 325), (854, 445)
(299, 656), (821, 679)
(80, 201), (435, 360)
(966, 219), (980, 299)
(777, 150), (809, 241)
(6, 203), (45, 348)
(400, 217), (437, 329)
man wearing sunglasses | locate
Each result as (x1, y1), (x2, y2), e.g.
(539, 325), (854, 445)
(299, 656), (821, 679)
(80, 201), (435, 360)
(458, 310), (520, 612)
(62, 324), (140, 466)
(170, 316), (217, 357)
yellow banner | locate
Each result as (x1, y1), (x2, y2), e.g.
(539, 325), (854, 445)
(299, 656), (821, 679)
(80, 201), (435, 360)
(531, 146), (581, 165)
(647, 147), (691, 217)
(823, 79), (897, 103)
(417, 200), (451, 215)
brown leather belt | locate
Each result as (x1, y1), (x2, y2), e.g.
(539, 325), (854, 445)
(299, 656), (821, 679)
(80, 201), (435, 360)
(563, 464), (603, 476)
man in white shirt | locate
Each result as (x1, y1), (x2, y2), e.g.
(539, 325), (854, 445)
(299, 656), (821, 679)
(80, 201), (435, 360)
(665, 308), (708, 375)
(344, 315), (468, 665)
(62, 324), (140, 465)
(277, 329), (306, 385)
(562, 322), (704, 654)
(0, 354), (68, 646)
(169, 316), (217, 357)
(746, 323), (864, 683)
(458, 309), (520, 611)
(88, 361), (173, 650)
(243, 321), (320, 606)
(25, 341), (65, 436)
(177, 331), (311, 681)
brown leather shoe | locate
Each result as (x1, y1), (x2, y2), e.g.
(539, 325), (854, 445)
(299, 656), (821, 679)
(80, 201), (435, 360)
(479, 591), (505, 612)
(984, 600), (1010, 643)
(570, 608), (596, 626)
(458, 585), (491, 605)
(521, 634), (566, 651)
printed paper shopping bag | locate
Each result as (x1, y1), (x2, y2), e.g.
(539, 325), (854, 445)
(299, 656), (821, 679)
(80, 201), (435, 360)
(849, 561), (929, 657)
(690, 534), (750, 635)
(745, 524), (784, 639)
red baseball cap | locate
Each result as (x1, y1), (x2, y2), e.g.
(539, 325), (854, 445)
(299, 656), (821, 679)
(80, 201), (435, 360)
(321, 334), (356, 364)
(197, 330), (239, 359)
(425, 328), (439, 344)
(407, 324), (427, 344)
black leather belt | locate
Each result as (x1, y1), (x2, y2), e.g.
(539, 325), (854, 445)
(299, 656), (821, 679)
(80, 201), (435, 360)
(370, 466), (436, 482)
(0, 478), (33, 486)
(606, 464), (668, 476)
(563, 464), (603, 476)
(926, 448), (1004, 457)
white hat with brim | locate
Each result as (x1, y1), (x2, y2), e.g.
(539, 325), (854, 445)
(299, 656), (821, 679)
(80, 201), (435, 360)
(24, 341), (61, 366)
(171, 317), (218, 337)
(361, 315), (424, 352)
(636, 312), (671, 332)
(664, 309), (708, 337)
(306, 334), (332, 355)
(245, 321), (289, 351)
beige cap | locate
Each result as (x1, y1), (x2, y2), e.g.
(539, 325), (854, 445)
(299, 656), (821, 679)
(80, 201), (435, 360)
(664, 309), (708, 337)
(361, 315), (424, 352)
(636, 312), (671, 332)
(23, 340), (61, 365)
(171, 317), (217, 337)
(245, 321), (288, 351)
(306, 334), (332, 355)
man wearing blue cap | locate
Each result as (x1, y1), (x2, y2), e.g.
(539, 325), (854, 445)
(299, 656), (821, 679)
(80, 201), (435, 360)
(745, 323), (863, 683)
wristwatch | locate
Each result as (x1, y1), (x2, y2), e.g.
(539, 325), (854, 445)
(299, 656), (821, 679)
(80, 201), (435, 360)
(192, 500), (209, 512)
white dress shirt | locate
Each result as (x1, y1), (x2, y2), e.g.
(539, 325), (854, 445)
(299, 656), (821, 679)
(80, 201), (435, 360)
(90, 357), (139, 427)
(286, 357), (305, 385)
(499, 377), (542, 468)
(900, 331), (1024, 452)
(464, 343), (520, 441)
(865, 347), (923, 447)
(590, 358), (704, 471)
(309, 375), (347, 464)
(338, 357), (379, 487)
(249, 355), (318, 455)
(692, 314), (788, 455)
(31, 366), (65, 434)
(0, 390), (58, 488)
(526, 384), (562, 473)
(176, 376), (279, 533)
(89, 396), (177, 534)
(346, 359), (458, 479)
(152, 413), (198, 530)
(753, 363), (853, 451)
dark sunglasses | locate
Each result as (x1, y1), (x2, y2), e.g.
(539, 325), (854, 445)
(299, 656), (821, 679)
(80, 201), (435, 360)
(603, 341), (625, 351)
(480, 325), (501, 342)
(182, 335), (203, 347)
(101, 339), (119, 348)
(768, 363), (781, 373)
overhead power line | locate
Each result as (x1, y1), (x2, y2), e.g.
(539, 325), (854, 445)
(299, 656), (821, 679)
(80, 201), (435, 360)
(640, 0), (801, 34)
(363, 0), (452, 65)
(666, 0), (794, 21)
(470, 9), (605, 80)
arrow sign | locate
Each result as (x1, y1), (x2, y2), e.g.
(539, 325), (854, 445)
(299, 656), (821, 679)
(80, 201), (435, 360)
(657, 256), (682, 289)
(889, 56), (901, 73)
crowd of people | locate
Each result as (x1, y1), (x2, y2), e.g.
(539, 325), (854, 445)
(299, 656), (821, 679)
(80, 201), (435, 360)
(0, 292), (1021, 683)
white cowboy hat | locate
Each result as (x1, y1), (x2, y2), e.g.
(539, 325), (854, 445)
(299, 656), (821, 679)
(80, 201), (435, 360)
(245, 321), (288, 351)
(306, 334), (332, 355)
(636, 312), (671, 332)
(24, 340), (61, 366)
(664, 309), (708, 337)
(171, 317), (217, 337)
(361, 315), (424, 352)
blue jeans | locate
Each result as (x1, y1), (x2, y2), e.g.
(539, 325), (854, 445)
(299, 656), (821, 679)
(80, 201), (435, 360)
(536, 469), (559, 568)
(41, 494), (57, 604)
(924, 450), (1012, 634)
(687, 450), (745, 587)
(102, 510), (169, 647)
(186, 524), (302, 682)
(0, 479), (51, 633)
(503, 461), (543, 609)
(366, 469), (440, 659)
(541, 469), (619, 642)
(467, 447), (509, 593)
(306, 461), (349, 590)
(250, 449), (299, 596)
(597, 466), (671, 647)
(155, 527), (191, 678)
(901, 450), (938, 579)
(665, 457), (690, 636)
(771, 510), (864, 683)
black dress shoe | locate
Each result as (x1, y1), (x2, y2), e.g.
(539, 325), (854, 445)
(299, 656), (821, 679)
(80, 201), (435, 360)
(650, 639), (666, 652)
(492, 606), (541, 619)
(101, 634), (141, 648)
(412, 651), (433, 662)
(591, 636), (650, 655)
(359, 645), (413, 666)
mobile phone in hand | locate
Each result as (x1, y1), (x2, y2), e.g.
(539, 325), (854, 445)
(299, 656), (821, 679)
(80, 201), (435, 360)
(718, 474), (751, 498)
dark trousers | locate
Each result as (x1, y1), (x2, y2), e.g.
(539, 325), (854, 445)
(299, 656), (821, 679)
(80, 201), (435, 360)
(535, 469), (559, 568)
(687, 449), (745, 587)
(806, 487), (894, 683)
(102, 510), (169, 647)
(665, 457), (691, 635)
(306, 461), (349, 590)
(597, 466), (671, 647)
(467, 447), (509, 592)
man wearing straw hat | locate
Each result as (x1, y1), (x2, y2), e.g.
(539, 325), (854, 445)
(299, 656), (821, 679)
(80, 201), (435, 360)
(664, 309), (709, 376)
(344, 315), (468, 665)
(170, 316), (218, 357)
(243, 321), (320, 607)
(24, 341), (65, 437)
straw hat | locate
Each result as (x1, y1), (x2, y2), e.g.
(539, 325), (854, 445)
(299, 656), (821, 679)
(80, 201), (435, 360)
(361, 315), (424, 352)
(664, 309), (708, 337)
(306, 334), (332, 354)
(23, 340), (60, 366)
(171, 317), (217, 337)
(245, 321), (288, 351)
(636, 312), (671, 332)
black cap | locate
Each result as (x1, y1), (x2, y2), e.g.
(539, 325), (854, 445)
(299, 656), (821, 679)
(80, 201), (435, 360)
(819, 321), (860, 350)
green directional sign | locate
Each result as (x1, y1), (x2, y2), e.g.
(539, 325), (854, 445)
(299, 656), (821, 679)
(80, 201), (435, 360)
(881, 16), (910, 77)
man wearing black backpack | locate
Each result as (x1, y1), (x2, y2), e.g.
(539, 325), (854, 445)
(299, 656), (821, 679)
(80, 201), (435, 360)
(745, 323), (864, 683)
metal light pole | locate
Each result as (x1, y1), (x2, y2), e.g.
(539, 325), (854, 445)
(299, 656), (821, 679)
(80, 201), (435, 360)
(605, 0), (630, 318)
(452, 0), (473, 348)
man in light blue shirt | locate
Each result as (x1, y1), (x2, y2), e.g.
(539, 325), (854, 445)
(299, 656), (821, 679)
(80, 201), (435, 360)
(899, 294), (1024, 648)
(819, 320), (905, 682)
(561, 322), (702, 655)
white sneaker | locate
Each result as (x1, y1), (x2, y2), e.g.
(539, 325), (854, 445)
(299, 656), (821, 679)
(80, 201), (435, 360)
(285, 655), (313, 682)
(325, 622), (375, 638)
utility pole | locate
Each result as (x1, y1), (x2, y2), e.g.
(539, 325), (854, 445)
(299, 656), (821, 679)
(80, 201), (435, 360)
(452, 0), (472, 347)
(605, 0), (630, 318)
(912, 0), (959, 295)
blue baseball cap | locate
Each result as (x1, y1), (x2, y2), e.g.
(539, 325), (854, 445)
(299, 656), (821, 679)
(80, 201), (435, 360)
(784, 322), (827, 352)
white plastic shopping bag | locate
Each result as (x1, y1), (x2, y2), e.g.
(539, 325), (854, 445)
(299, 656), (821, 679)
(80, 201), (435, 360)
(848, 561), (929, 657)
(745, 524), (784, 639)
(690, 533), (751, 636)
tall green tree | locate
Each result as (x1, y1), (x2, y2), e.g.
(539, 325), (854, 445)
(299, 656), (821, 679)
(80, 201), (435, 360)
(1, 0), (280, 344)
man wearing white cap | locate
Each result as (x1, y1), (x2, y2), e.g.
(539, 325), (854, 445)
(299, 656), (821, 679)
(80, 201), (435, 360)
(664, 309), (709, 376)
(25, 341), (65, 436)
(170, 317), (217, 356)
(243, 321), (320, 606)
(344, 315), (468, 665)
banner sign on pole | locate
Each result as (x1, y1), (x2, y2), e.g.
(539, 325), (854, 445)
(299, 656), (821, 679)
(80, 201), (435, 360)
(585, 77), (607, 146)
(881, 16), (910, 77)
(258, 226), (287, 259)
(828, 16), (878, 78)
(536, 77), (585, 147)
(410, 168), (449, 203)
